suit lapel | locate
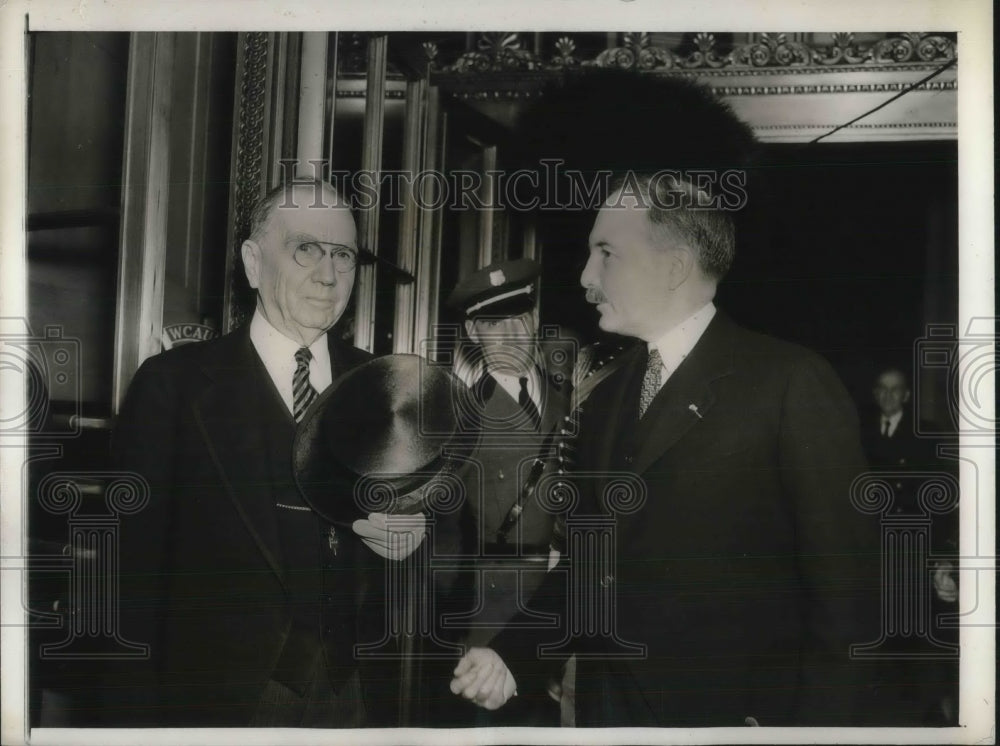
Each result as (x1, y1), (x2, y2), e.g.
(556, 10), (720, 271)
(192, 330), (286, 588)
(586, 345), (645, 483)
(631, 313), (735, 476)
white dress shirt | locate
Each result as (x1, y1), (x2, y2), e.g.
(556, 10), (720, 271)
(647, 302), (717, 391)
(881, 410), (904, 437)
(490, 368), (541, 411)
(249, 309), (333, 416)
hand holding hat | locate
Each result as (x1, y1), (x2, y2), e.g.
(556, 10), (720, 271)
(351, 511), (427, 561)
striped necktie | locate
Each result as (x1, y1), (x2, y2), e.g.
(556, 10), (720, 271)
(638, 347), (663, 419)
(292, 347), (318, 422)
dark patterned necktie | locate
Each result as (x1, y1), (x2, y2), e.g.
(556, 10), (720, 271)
(518, 375), (541, 429)
(638, 347), (663, 419)
(292, 347), (318, 422)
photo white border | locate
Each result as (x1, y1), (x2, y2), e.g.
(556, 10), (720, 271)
(1, 1), (993, 744)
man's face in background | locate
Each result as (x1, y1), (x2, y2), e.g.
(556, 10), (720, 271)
(465, 309), (538, 374)
(874, 370), (911, 418)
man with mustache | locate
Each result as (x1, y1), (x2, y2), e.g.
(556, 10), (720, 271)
(106, 180), (423, 727)
(451, 168), (879, 726)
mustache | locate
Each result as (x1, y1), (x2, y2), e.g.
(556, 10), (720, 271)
(585, 288), (608, 304)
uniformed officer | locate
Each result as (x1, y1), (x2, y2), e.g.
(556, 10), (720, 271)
(444, 258), (572, 726)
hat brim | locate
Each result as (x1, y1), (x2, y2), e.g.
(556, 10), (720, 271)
(465, 293), (536, 319)
(356, 248), (415, 284)
(293, 354), (476, 526)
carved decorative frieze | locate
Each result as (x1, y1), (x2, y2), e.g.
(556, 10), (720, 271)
(324, 31), (956, 143)
(709, 79), (955, 97)
(447, 32), (546, 73)
(430, 31), (956, 74)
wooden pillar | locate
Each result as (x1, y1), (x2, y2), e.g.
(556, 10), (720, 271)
(296, 32), (329, 174)
(222, 32), (297, 332)
(393, 78), (427, 354)
(112, 33), (174, 412)
(477, 145), (497, 268)
(414, 85), (443, 353)
(354, 35), (388, 353)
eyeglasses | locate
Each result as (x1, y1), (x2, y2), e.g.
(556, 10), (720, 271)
(292, 242), (359, 273)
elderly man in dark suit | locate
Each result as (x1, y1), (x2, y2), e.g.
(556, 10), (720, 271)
(451, 172), (879, 727)
(106, 180), (423, 727)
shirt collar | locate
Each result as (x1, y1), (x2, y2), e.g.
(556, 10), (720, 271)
(648, 302), (717, 375)
(490, 367), (541, 408)
(883, 410), (904, 428)
(249, 308), (332, 402)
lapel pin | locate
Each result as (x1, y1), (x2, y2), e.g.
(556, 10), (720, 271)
(688, 404), (703, 419)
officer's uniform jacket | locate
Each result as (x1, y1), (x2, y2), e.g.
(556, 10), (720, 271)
(455, 364), (571, 647)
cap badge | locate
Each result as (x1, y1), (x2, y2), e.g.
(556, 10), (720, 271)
(489, 269), (506, 287)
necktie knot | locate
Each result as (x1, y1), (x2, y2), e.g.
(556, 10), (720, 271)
(294, 347), (313, 369)
(639, 347), (663, 419)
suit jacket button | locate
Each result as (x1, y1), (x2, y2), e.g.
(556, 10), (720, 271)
(624, 455), (633, 464)
(600, 574), (614, 588)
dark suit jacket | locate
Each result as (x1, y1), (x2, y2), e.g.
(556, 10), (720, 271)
(103, 327), (387, 726)
(493, 311), (880, 727)
(862, 411), (936, 468)
(861, 411), (942, 514)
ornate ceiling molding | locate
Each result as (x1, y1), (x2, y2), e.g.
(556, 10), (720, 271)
(441, 75), (957, 102)
(755, 121), (958, 131)
(429, 31), (955, 75)
(709, 80), (955, 97)
(331, 32), (958, 142)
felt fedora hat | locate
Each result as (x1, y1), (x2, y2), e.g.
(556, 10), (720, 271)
(293, 354), (475, 526)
